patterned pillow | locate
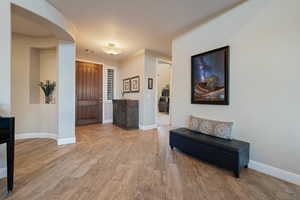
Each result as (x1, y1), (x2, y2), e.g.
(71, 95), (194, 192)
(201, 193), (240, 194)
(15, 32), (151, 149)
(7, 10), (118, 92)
(199, 120), (214, 135)
(189, 115), (233, 140)
(189, 116), (201, 131)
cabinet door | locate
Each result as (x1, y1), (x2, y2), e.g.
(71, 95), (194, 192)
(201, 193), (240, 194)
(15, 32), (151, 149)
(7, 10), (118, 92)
(126, 102), (139, 128)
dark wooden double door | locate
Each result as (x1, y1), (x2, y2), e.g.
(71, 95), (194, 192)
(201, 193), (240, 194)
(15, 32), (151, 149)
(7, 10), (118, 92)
(76, 61), (103, 125)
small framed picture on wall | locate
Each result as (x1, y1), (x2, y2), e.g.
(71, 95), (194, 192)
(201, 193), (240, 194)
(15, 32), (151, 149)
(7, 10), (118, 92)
(130, 76), (140, 92)
(123, 78), (131, 93)
(148, 78), (153, 89)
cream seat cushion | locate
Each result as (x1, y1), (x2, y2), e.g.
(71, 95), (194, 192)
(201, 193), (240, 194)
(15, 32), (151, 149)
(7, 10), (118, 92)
(189, 115), (234, 140)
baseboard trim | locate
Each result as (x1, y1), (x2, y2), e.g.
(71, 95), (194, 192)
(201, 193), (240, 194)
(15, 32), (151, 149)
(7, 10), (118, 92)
(57, 137), (76, 145)
(16, 133), (76, 146)
(103, 119), (113, 124)
(139, 124), (157, 130)
(249, 160), (300, 186)
(15, 133), (57, 140)
(0, 167), (7, 179)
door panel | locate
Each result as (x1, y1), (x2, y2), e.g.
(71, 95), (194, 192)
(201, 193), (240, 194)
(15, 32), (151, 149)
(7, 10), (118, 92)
(76, 61), (103, 125)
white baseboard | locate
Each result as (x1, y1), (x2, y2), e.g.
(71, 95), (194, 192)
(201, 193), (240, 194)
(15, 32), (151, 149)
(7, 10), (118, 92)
(249, 160), (300, 186)
(0, 167), (7, 179)
(16, 133), (76, 146)
(57, 137), (76, 145)
(103, 119), (113, 124)
(139, 124), (157, 131)
(15, 133), (57, 140)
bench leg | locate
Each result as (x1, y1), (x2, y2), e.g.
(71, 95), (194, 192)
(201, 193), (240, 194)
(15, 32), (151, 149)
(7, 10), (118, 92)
(234, 170), (240, 178)
(170, 145), (174, 150)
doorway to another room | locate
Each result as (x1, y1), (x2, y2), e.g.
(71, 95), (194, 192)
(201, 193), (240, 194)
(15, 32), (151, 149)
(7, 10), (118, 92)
(156, 60), (171, 126)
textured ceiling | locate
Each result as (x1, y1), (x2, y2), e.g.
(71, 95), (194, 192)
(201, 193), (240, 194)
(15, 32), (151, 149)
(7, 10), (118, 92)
(47, 0), (245, 60)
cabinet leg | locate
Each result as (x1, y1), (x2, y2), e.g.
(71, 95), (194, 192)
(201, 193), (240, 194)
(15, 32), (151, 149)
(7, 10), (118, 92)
(6, 139), (14, 192)
(245, 165), (248, 168)
(170, 145), (174, 150)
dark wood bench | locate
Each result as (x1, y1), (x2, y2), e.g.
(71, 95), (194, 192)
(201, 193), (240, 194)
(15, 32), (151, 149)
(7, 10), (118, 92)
(170, 128), (249, 178)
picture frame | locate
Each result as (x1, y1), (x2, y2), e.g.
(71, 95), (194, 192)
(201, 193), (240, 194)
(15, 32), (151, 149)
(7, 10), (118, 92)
(191, 46), (229, 105)
(130, 76), (140, 92)
(123, 78), (131, 93)
(148, 78), (153, 89)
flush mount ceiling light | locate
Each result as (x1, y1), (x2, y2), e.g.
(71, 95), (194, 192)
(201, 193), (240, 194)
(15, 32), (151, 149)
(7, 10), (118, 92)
(102, 43), (122, 55)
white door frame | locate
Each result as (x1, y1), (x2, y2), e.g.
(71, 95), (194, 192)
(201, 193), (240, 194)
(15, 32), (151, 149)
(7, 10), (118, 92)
(155, 58), (172, 126)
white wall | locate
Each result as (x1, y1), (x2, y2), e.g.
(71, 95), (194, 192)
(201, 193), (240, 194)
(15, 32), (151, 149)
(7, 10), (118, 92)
(0, 0), (11, 117)
(40, 49), (57, 81)
(143, 51), (157, 126)
(119, 51), (145, 125)
(40, 48), (57, 103)
(29, 48), (40, 104)
(11, 34), (58, 135)
(0, 0), (11, 172)
(57, 41), (76, 141)
(172, 0), (300, 178)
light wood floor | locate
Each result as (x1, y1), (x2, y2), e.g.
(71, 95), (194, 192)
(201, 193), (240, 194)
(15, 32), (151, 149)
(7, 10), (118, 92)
(1, 124), (300, 200)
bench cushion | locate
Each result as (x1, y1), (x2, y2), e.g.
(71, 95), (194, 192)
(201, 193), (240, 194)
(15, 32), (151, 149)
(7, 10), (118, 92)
(170, 128), (249, 153)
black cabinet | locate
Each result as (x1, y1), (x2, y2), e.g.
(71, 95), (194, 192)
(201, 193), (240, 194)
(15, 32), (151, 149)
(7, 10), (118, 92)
(113, 99), (139, 130)
(0, 117), (15, 192)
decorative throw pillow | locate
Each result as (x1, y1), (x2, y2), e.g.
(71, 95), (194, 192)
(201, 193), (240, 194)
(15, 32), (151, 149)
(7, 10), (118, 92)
(189, 116), (200, 131)
(199, 120), (214, 135)
(214, 123), (233, 140)
(189, 115), (233, 140)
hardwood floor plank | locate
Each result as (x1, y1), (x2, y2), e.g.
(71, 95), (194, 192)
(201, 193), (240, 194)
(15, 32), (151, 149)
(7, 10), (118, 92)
(0, 124), (299, 200)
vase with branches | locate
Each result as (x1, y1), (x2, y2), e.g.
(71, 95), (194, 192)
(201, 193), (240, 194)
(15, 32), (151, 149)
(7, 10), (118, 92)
(38, 80), (56, 104)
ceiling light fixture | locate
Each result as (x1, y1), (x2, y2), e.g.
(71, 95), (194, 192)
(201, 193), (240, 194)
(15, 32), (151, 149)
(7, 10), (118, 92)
(102, 43), (122, 55)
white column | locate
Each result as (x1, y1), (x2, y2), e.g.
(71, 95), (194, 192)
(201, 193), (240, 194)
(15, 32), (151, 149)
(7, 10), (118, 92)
(0, 0), (11, 116)
(0, 0), (11, 178)
(57, 41), (76, 145)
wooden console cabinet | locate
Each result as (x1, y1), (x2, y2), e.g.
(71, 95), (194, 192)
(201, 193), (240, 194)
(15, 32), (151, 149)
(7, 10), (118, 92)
(113, 99), (139, 130)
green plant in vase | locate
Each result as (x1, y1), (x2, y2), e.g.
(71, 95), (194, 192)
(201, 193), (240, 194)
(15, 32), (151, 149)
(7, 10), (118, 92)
(38, 80), (56, 104)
